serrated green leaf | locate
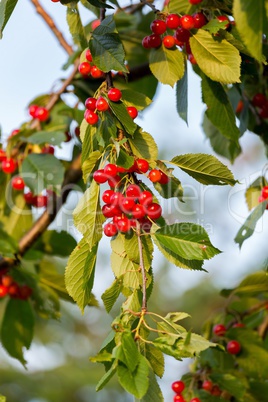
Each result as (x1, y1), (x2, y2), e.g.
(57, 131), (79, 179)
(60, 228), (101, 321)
(203, 19), (229, 34)
(65, 238), (98, 312)
(21, 153), (64, 194)
(245, 176), (262, 210)
(121, 89), (152, 110)
(108, 100), (137, 135)
(201, 74), (241, 146)
(101, 278), (122, 313)
(149, 45), (184, 87)
(66, 3), (87, 49)
(176, 67), (188, 124)
(171, 153), (236, 186)
(114, 331), (140, 372)
(24, 131), (66, 146)
(80, 120), (99, 163)
(0, 0), (18, 38)
(154, 223), (221, 261)
(73, 179), (105, 247)
(141, 367), (164, 402)
(1, 299), (34, 365)
(233, 0), (265, 62)
(128, 128), (158, 162)
(168, 0), (192, 14)
(234, 201), (267, 248)
(82, 150), (102, 183)
(153, 235), (205, 270)
(190, 30), (241, 83)
(40, 230), (77, 257)
(144, 345), (165, 378)
(116, 149), (134, 169)
(117, 355), (149, 399)
(96, 363), (117, 391)
(124, 232), (153, 271)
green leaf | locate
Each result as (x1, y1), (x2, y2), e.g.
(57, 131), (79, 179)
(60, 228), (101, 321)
(176, 67), (188, 125)
(203, 19), (230, 34)
(85, 0), (114, 9)
(73, 180), (105, 248)
(140, 367), (164, 402)
(66, 3), (87, 49)
(153, 161), (183, 200)
(90, 16), (128, 73)
(0, 0), (18, 38)
(144, 345), (165, 378)
(171, 153), (237, 186)
(116, 149), (134, 169)
(233, 0), (265, 62)
(114, 331), (140, 372)
(0, 228), (18, 258)
(210, 373), (246, 400)
(0, 396), (6, 402)
(201, 74), (241, 146)
(117, 355), (149, 399)
(128, 128), (158, 162)
(153, 235), (205, 270)
(149, 45), (185, 87)
(96, 363), (117, 391)
(245, 176), (262, 210)
(154, 223), (221, 261)
(190, 30), (241, 83)
(80, 120), (99, 163)
(168, 0), (191, 15)
(82, 150), (102, 183)
(21, 153), (65, 194)
(121, 89), (152, 110)
(2, 193), (33, 241)
(65, 238), (98, 312)
(1, 298), (34, 365)
(101, 279), (123, 312)
(40, 230), (77, 257)
(108, 100), (137, 135)
(24, 131), (66, 146)
(234, 201), (267, 248)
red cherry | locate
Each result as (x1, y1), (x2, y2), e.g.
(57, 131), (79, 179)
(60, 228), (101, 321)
(171, 380), (185, 394)
(8, 283), (20, 298)
(163, 35), (176, 48)
(84, 109), (99, 125)
(2, 158), (17, 174)
(147, 34), (162, 48)
(175, 27), (191, 43)
(91, 65), (104, 78)
(189, 0), (203, 4)
(74, 126), (80, 137)
(193, 12), (207, 28)
(0, 285), (8, 298)
(117, 217), (131, 233)
(11, 176), (25, 191)
(1, 275), (14, 287)
(188, 53), (197, 64)
(159, 171), (170, 184)
(120, 197), (135, 213)
(211, 385), (221, 396)
(104, 222), (118, 237)
(0, 149), (6, 162)
(19, 285), (32, 300)
(116, 165), (128, 173)
(85, 97), (97, 110)
(91, 19), (100, 30)
(24, 191), (34, 205)
(85, 49), (93, 62)
(173, 396), (186, 402)
(35, 107), (49, 122)
(96, 96), (109, 112)
(108, 175), (121, 188)
(51, 0), (60, 2)
(213, 324), (226, 336)
(139, 191), (153, 206)
(108, 88), (122, 102)
(166, 14), (181, 29)
(29, 104), (39, 117)
(142, 36), (151, 48)
(102, 204), (121, 218)
(10, 129), (20, 137)
(127, 106), (138, 119)
(190, 399), (201, 402)
(181, 15), (195, 30)
(132, 204), (146, 219)
(79, 62), (91, 76)
(32, 195), (48, 208)
(102, 189), (115, 204)
(259, 102), (268, 119)
(232, 323), (245, 328)
(146, 203), (162, 220)
(41, 145), (55, 155)
(261, 186), (268, 199)
(93, 169), (108, 184)
(110, 192), (123, 206)
(258, 195), (268, 208)
(126, 184), (141, 199)
(202, 379), (213, 392)
(217, 15), (230, 29)
(139, 217), (152, 232)
(150, 19), (167, 35)
(104, 164), (117, 177)
(252, 93), (267, 107)
(149, 169), (162, 183)
(226, 340), (241, 355)
(136, 159), (149, 173)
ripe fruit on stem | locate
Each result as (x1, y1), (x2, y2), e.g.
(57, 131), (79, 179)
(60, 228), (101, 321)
(150, 19), (167, 35)
(84, 110), (99, 125)
(11, 176), (25, 191)
(149, 169), (162, 183)
(93, 169), (108, 184)
(103, 222), (118, 237)
(166, 14), (181, 29)
(136, 158), (149, 173)
(202, 379), (213, 392)
(78, 62), (91, 75)
(2, 158), (17, 174)
(163, 35), (176, 48)
(181, 15), (195, 30)
(108, 88), (122, 102)
(213, 323), (226, 336)
(35, 107), (49, 122)
(85, 97), (97, 110)
(96, 97), (109, 112)
(0, 285), (8, 298)
(226, 340), (241, 355)
(171, 380), (185, 393)
(173, 395), (186, 402)
(146, 203), (162, 220)
(104, 164), (117, 177)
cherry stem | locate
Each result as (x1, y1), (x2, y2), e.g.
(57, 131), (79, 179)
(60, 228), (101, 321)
(136, 221), (147, 311)
(140, 0), (159, 13)
(29, 0), (74, 56)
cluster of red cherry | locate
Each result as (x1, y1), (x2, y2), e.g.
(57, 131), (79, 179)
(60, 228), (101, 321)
(93, 160), (169, 236)
(171, 380), (200, 402)
(29, 104), (50, 122)
(258, 185), (268, 208)
(213, 323), (242, 355)
(84, 86), (138, 125)
(0, 274), (32, 300)
(78, 49), (105, 79)
(251, 93), (268, 120)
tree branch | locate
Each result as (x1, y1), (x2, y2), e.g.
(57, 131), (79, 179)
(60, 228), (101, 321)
(30, 0), (74, 56)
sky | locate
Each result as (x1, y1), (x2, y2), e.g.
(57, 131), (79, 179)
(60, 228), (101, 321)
(0, 0), (268, 399)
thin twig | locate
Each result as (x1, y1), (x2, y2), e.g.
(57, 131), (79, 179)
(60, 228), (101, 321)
(136, 221), (147, 311)
(140, 0), (159, 13)
(30, 0), (74, 56)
